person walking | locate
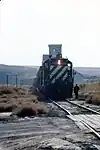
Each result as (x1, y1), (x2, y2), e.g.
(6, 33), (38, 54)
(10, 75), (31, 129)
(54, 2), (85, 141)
(74, 84), (80, 99)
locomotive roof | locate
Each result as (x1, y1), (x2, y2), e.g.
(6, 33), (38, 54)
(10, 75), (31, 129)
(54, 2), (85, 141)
(43, 57), (72, 64)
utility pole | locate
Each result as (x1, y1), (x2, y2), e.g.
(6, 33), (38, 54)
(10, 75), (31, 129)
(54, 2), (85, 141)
(6, 74), (9, 87)
(15, 74), (18, 87)
(20, 79), (23, 86)
(6, 74), (19, 87)
(11, 74), (18, 87)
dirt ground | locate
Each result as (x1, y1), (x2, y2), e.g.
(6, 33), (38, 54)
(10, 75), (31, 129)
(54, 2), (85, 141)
(0, 116), (99, 150)
(0, 84), (100, 149)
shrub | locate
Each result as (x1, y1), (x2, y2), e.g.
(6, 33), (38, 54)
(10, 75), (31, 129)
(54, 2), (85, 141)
(81, 83), (100, 105)
(0, 88), (13, 95)
(15, 103), (47, 118)
(16, 107), (37, 117)
(86, 94), (100, 105)
(0, 86), (47, 117)
(0, 104), (17, 112)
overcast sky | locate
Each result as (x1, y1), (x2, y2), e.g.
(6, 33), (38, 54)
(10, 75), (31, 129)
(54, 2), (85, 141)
(0, 0), (100, 67)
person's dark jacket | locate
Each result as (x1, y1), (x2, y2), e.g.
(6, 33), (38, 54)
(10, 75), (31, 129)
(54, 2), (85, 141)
(74, 85), (79, 93)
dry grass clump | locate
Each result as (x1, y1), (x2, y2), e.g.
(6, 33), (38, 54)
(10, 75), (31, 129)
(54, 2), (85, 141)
(0, 87), (13, 95)
(86, 92), (100, 105)
(16, 107), (37, 117)
(80, 83), (100, 93)
(80, 83), (100, 105)
(79, 84), (86, 89)
(0, 86), (28, 96)
(0, 86), (47, 117)
(0, 103), (17, 112)
(15, 103), (47, 117)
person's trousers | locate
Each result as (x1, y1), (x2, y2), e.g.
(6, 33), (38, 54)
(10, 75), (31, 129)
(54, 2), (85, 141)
(75, 93), (78, 99)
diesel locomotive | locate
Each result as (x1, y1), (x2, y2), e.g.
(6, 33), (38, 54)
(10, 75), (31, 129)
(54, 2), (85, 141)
(34, 44), (74, 101)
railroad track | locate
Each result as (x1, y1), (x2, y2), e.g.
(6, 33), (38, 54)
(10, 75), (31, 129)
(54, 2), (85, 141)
(49, 98), (100, 140)
(58, 99), (100, 115)
(66, 99), (100, 115)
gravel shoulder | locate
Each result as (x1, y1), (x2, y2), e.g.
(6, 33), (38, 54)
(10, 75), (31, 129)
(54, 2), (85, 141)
(0, 116), (99, 150)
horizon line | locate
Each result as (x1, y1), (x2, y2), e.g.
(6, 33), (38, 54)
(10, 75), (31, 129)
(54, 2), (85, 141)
(0, 64), (100, 68)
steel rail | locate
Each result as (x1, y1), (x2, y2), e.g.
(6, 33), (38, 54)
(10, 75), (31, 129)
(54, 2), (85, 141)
(52, 101), (71, 115)
(81, 120), (100, 139)
(66, 99), (100, 115)
(49, 98), (100, 140)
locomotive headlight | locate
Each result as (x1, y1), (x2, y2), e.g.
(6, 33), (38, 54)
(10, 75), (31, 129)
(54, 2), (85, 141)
(68, 63), (71, 70)
(68, 63), (71, 67)
(57, 60), (61, 65)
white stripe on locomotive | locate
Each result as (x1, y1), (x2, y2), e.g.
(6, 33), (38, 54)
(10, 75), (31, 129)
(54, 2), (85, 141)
(50, 66), (62, 79)
(52, 66), (68, 83)
(50, 65), (54, 70)
(63, 72), (68, 81)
